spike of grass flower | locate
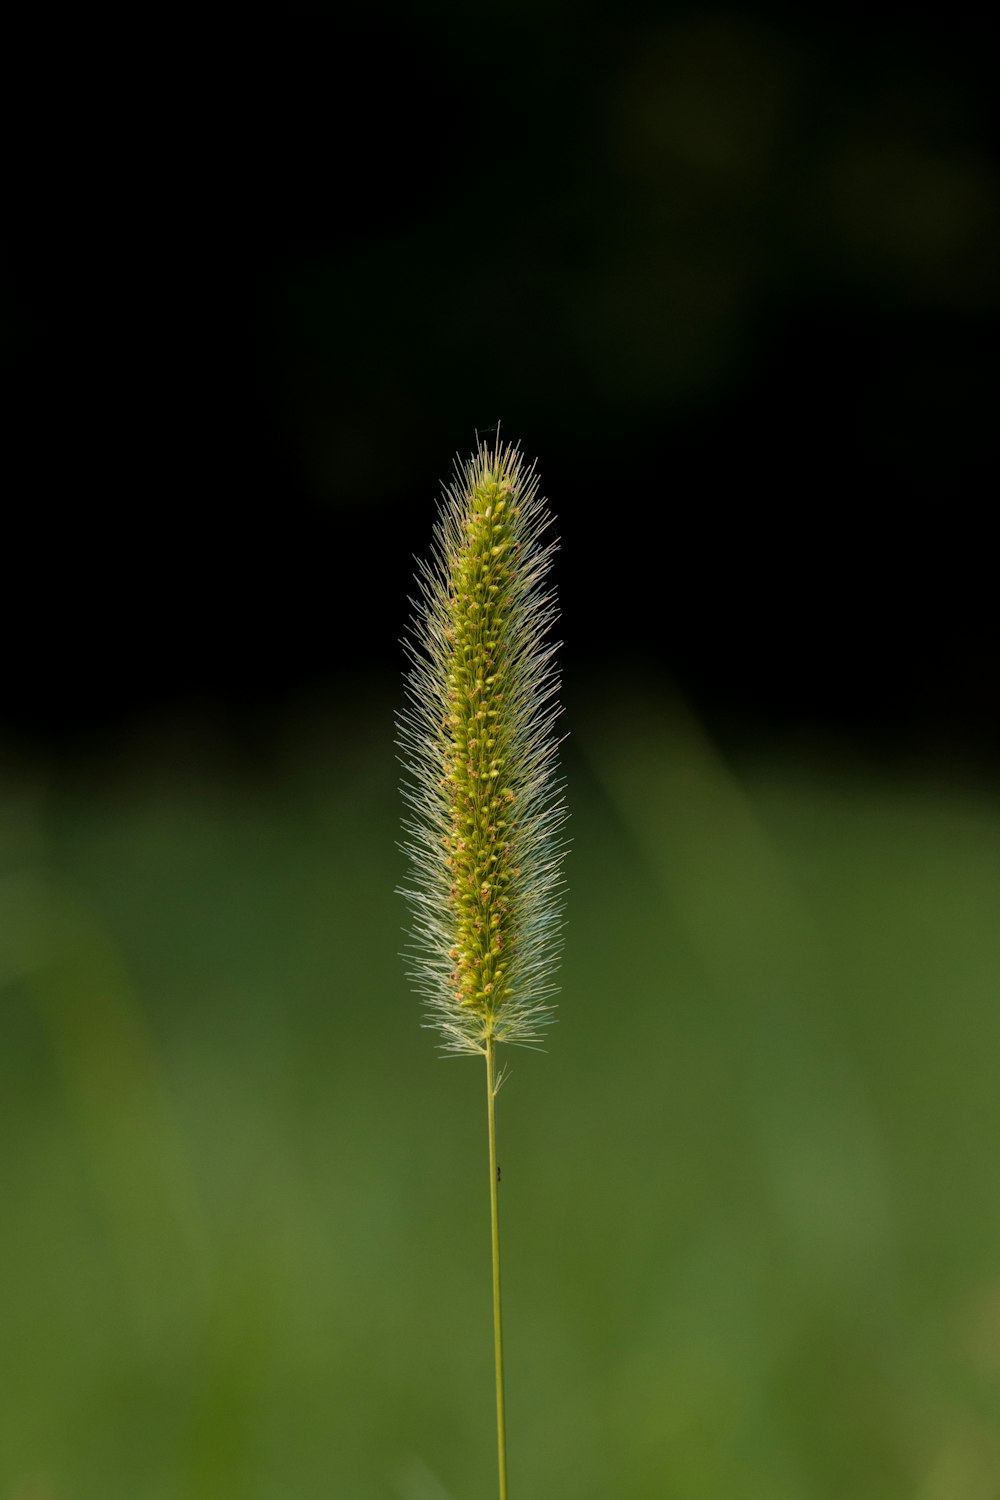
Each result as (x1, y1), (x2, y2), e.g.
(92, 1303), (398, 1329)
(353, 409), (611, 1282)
(398, 434), (567, 1499)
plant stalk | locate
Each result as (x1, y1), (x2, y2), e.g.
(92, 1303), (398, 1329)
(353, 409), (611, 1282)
(485, 1035), (508, 1500)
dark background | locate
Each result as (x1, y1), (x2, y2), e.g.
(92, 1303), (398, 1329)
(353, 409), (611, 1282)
(6, 1), (998, 767)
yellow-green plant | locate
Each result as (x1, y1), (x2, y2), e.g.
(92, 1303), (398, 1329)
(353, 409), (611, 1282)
(398, 433), (567, 1499)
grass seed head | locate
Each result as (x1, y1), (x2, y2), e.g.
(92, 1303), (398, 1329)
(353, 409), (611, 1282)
(398, 434), (567, 1055)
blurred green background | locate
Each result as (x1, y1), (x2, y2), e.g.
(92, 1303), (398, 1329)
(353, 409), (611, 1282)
(4, 0), (999, 1493)
(3, 683), (999, 1497)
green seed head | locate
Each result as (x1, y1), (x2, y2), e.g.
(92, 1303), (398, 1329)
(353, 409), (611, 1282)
(398, 435), (567, 1055)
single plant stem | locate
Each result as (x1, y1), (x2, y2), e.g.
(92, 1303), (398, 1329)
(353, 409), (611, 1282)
(400, 439), (566, 1495)
(485, 1035), (508, 1500)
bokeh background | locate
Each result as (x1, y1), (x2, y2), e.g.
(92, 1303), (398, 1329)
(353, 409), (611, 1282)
(3, 2), (999, 1496)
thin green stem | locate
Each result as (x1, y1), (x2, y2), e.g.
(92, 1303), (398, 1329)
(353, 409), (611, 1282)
(485, 1036), (508, 1500)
